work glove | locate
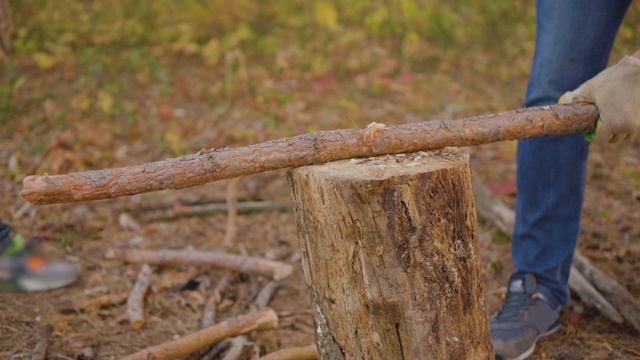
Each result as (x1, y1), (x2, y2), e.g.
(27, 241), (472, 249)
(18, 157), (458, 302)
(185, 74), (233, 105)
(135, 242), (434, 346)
(559, 55), (640, 143)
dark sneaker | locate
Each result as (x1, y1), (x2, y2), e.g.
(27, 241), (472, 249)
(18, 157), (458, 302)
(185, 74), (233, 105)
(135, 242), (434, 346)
(490, 273), (562, 360)
(0, 222), (79, 292)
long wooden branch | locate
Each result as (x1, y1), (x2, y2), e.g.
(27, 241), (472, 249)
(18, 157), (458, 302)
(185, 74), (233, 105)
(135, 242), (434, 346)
(20, 103), (597, 205)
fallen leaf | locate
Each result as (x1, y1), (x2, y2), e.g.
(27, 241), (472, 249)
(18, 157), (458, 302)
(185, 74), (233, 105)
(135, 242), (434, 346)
(315, 1), (339, 30)
(43, 98), (57, 118)
(157, 105), (173, 121)
(488, 180), (517, 197)
(163, 131), (185, 156)
(33, 52), (57, 70)
(70, 93), (91, 111)
(97, 90), (114, 114)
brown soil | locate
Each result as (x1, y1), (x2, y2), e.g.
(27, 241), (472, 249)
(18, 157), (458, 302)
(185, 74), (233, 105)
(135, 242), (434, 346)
(1, 54), (639, 359)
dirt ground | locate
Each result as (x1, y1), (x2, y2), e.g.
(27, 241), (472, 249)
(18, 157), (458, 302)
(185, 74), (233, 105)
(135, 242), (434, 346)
(1, 51), (640, 359)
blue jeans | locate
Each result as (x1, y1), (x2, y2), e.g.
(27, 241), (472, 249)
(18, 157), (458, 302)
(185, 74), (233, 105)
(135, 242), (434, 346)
(513, 0), (631, 308)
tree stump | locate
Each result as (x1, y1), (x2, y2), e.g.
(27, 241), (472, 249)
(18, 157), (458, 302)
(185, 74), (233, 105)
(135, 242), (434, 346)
(288, 149), (493, 360)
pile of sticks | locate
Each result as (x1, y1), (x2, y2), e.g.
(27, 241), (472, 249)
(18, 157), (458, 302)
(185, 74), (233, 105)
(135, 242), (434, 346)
(23, 103), (634, 358)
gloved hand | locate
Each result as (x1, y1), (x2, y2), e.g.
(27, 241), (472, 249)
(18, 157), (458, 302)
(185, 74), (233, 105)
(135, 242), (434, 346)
(559, 55), (640, 143)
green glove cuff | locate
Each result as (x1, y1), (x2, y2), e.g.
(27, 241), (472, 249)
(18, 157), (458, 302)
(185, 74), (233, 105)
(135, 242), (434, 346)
(583, 116), (602, 142)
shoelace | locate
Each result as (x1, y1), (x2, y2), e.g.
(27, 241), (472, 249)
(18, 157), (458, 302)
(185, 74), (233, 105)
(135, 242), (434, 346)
(494, 292), (536, 322)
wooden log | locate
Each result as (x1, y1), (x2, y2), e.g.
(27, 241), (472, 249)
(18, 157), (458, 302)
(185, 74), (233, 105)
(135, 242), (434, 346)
(120, 308), (278, 360)
(105, 248), (293, 280)
(20, 104), (598, 205)
(288, 149), (492, 359)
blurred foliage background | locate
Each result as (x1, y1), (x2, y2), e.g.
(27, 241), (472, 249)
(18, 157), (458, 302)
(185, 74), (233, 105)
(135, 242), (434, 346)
(2, 0), (640, 174)
(9, 1), (640, 74)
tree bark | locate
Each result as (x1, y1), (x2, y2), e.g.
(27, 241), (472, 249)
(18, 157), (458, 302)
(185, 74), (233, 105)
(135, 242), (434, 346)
(21, 104), (597, 205)
(288, 149), (493, 360)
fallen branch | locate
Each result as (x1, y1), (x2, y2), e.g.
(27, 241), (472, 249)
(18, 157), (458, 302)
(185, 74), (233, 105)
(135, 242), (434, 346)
(120, 308), (278, 360)
(202, 272), (233, 328)
(139, 201), (291, 222)
(567, 266), (623, 323)
(73, 293), (129, 311)
(152, 269), (200, 293)
(21, 104), (598, 205)
(471, 176), (631, 325)
(223, 178), (240, 246)
(127, 264), (153, 330)
(573, 252), (640, 331)
(30, 324), (53, 360)
(72, 270), (197, 311)
(105, 248), (293, 280)
(182, 273), (236, 360)
(252, 281), (281, 311)
(259, 344), (319, 360)
(220, 336), (249, 360)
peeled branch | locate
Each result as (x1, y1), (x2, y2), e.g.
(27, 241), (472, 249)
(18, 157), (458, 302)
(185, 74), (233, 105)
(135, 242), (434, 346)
(105, 248), (293, 280)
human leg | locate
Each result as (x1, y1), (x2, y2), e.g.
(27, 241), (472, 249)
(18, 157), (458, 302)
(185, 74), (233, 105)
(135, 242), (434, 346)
(492, 1), (631, 359)
(514, 0), (631, 309)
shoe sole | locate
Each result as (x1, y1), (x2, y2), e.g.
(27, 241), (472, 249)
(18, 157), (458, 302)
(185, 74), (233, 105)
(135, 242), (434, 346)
(497, 323), (562, 360)
(18, 275), (78, 292)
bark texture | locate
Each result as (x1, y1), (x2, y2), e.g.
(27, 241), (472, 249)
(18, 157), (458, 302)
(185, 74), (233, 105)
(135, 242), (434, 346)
(21, 104), (597, 205)
(288, 150), (493, 360)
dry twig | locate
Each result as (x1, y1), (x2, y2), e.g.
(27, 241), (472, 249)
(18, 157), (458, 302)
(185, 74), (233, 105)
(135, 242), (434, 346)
(139, 201), (290, 222)
(73, 293), (129, 311)
(30, 324), (53, 360)
(127, 264), (153, 330)
(220, 336), (249, 360)
(223, 177), (241, 246)
(259, 344), (319, 360)
(568, 267), (623, 323)
(152, 269), (200, 293)
(202, 272), (233, 328)
(105, 248), (293, 280)
(72, 270), (197, 311)
(573, 252), (640, 331)
(252, 281), (281, 311)
(120, 308), (278, 360)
